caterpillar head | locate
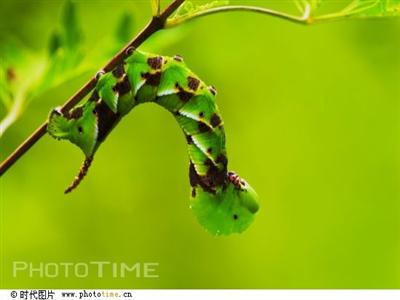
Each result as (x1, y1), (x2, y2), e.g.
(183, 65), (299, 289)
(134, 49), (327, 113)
(190, 172), (259, 235)
(47, 102), (99, 193)
(47, 101), (98, 158)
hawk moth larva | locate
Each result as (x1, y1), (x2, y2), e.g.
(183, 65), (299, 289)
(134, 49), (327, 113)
(47, 49), (259, 235)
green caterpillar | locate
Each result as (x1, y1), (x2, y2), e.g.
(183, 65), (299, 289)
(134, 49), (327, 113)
(47, 49), (259, 235)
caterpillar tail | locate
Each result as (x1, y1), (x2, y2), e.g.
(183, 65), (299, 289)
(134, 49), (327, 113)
(64, 156), (93, 194)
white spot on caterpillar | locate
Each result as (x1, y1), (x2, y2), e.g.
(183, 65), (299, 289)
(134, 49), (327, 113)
(157, 88), (176, 97)
(134, 80), (146, 94)
(178, 110), (200, 122)
(191, 135), (215, 163)
(193, 163), (207, 176)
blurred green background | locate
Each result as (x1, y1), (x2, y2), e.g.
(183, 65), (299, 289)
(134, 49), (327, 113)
(1, 0), (399, 289)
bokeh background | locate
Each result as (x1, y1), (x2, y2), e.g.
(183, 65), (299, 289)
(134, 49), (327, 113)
(1, 0), (399, 289)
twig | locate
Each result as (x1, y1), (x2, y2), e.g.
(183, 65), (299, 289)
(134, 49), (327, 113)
(0, 0), (185, 177)
(165, 4), (312, 27)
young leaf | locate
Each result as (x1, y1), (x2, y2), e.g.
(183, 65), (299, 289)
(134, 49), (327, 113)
(168, 0), (229, 25)
(294, 0), (321, 14)
(150, 0), (160, 16)
(341, 0), (400, 17)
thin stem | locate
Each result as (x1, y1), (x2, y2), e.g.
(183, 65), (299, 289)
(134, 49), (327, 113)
(166, 4), (312, 27)
(313, 1), (379, 23)
(0, 0), (185, 177)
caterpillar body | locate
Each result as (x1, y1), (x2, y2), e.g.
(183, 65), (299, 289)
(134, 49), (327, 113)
(47, 49), (259, 235)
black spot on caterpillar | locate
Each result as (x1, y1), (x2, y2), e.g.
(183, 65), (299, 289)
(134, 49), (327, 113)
(210, 113), (221, 128)
(142, 72), (161, 86)
(113, 76), (131, 95)
(188, 76), (200, 91)
(147, 56), (163, 70)
(112, 64), (125, 79)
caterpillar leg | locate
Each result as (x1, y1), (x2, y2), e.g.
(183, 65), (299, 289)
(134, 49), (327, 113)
(64, 157), (93, 194)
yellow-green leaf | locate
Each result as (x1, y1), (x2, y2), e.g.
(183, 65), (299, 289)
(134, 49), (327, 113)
(150, 0), (160, 16)
(341, 0), (400, 17)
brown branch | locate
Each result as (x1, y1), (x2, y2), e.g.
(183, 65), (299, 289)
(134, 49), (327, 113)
(0, 0), (185, 177)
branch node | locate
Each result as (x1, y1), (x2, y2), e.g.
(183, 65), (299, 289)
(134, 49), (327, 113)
(302, 3), (313, 24)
